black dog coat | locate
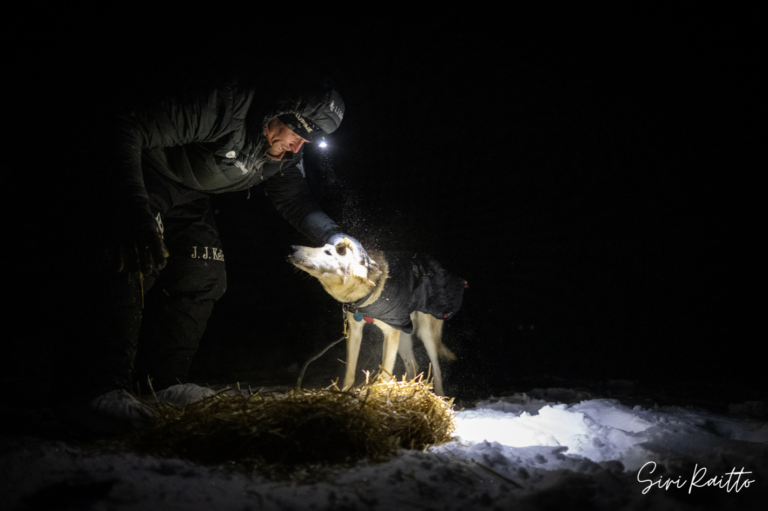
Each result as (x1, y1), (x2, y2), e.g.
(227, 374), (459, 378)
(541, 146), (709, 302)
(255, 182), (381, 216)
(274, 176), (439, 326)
(348, 252), (465, 334)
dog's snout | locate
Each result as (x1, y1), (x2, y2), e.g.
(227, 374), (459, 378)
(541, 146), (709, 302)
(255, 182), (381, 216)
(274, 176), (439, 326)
(290, 245), (300, 253)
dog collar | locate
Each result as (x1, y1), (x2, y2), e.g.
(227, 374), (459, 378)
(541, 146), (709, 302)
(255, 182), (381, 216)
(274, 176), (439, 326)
(342, 304), (374, 324)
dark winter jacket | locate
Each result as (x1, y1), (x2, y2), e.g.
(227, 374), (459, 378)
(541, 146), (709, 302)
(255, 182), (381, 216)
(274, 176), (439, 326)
(350, 253), (466, 334)
(107, 75), (345, 243)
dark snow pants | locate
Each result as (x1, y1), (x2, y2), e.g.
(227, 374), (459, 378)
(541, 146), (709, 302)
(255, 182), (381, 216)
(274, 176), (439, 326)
(93, 167), (226, 392)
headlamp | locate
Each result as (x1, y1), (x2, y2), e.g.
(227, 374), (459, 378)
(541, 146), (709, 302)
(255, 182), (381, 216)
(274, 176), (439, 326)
(319, 136), (328, 148)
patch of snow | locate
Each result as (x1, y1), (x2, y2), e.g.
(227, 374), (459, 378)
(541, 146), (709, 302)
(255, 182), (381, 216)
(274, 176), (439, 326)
(2, 390), (767, 510)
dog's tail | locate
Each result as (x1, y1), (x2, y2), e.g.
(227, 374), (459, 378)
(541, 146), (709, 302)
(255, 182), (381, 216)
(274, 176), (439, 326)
(438, 341), (457, 361)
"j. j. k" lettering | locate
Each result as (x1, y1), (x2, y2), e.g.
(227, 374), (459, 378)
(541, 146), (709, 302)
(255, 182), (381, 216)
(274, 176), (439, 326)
(190, 246), (225, 261)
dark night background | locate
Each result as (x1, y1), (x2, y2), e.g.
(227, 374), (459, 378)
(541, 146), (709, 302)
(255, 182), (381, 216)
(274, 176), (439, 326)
(5, 15), (762, 407)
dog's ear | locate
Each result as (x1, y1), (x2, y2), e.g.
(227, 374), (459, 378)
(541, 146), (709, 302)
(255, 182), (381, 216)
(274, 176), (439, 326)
(350, 261), (376, 287)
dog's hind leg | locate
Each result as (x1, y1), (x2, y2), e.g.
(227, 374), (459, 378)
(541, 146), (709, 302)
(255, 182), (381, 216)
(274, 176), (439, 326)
(343, 312), (365, 391)
(375, 320), (401, 383)
(414, 313), (446, 396)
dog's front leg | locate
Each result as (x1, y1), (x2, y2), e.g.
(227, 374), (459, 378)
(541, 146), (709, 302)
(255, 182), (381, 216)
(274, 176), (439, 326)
(397, 327), (417, 381)
(376, 321), (401, 383)
(343, 312), (365, 391)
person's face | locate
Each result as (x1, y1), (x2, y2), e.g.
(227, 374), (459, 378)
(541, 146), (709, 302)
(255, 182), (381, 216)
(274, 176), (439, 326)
(266, 117), (310, 154)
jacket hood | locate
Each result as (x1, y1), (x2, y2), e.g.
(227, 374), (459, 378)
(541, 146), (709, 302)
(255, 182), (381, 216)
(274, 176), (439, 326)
(301, 85), (345, 135)
(260, 75), (345, 135)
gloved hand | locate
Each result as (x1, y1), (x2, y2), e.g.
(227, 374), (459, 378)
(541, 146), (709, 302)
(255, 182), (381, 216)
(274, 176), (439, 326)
(327, 233), (369, 268)
(117, 207), (169, 275)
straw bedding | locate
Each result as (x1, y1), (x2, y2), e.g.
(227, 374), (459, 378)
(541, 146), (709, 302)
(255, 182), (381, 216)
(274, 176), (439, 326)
(126, 374), (456, 470)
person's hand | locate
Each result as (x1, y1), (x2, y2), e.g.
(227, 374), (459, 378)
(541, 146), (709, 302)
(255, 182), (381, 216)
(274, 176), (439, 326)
(117, 208), (169, 274)
(327, 234), (369, 268)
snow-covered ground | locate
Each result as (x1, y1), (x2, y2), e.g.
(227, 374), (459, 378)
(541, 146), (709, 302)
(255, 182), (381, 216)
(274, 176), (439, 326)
(2, 388), (767, 510)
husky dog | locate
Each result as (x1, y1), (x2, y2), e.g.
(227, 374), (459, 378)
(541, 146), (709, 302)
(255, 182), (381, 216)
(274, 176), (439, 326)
(289, 239), (466, 395)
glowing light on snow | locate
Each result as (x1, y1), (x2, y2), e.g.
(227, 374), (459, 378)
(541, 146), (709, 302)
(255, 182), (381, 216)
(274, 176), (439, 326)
(454, 401), (654, 467)
(455, 408), (563, 448)
(319, 141), (328, 148)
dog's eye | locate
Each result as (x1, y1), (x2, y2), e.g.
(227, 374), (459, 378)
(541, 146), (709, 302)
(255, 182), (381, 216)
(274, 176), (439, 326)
(324, 249), (332, 256)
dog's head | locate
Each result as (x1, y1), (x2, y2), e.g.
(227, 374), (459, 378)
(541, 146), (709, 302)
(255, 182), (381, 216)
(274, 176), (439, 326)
(288, 242), (377, 302)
